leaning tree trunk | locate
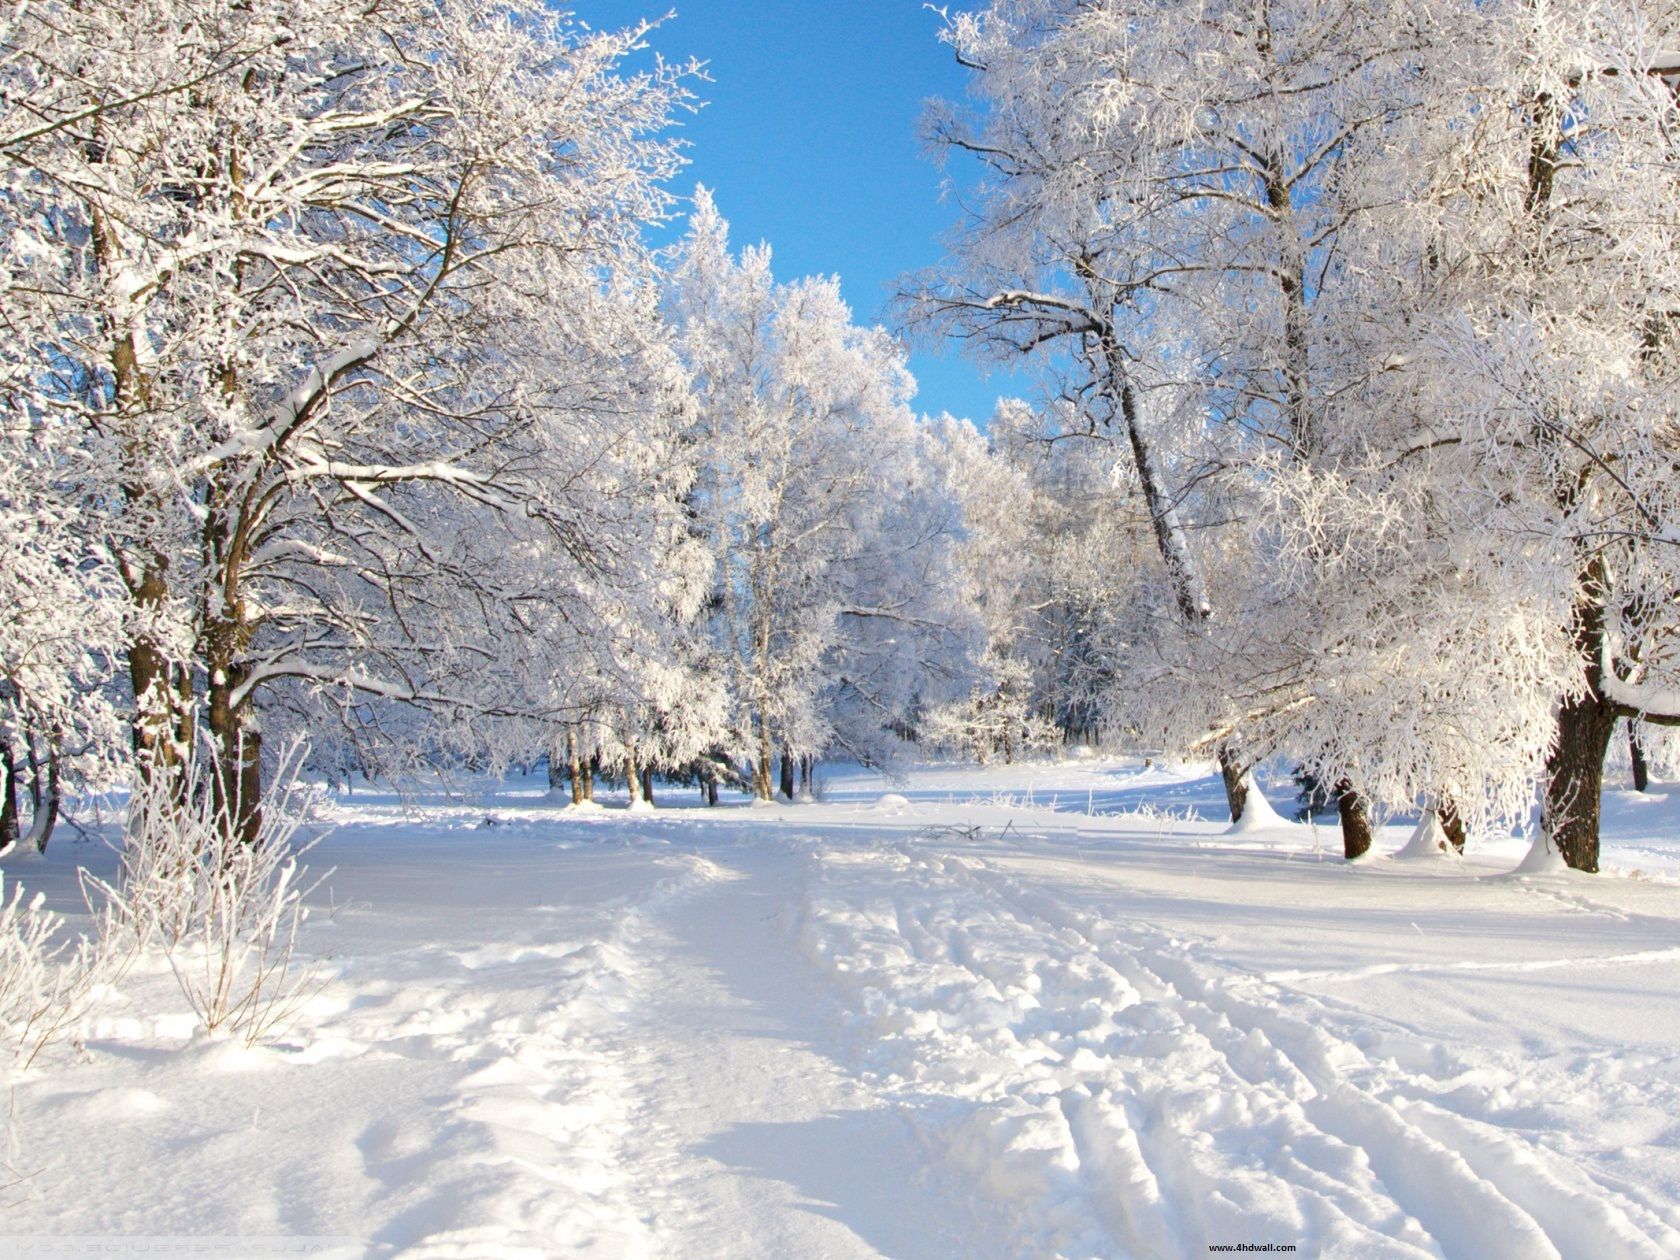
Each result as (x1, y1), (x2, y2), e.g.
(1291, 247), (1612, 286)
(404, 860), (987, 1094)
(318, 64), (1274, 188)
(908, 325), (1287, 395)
(1103, 342), (1250, 824)
(1629, 722), (1650, 793)
(1438, 793), (1468, 853)
(1336, 780), (1374, 860)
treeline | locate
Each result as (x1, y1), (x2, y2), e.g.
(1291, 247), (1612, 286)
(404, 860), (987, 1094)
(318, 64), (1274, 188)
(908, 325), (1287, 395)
(4, 1), (1679, 876)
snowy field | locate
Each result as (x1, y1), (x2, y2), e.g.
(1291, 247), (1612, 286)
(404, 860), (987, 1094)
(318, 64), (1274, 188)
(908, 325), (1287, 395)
(4, 758), (1680, 1259)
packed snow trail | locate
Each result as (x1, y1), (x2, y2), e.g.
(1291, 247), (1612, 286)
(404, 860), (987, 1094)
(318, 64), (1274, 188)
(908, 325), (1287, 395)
(604, 838), (1003, 1259)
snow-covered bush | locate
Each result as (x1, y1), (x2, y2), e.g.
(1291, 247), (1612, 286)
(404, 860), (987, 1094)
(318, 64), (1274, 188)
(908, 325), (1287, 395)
(88, 748), (329, 1044)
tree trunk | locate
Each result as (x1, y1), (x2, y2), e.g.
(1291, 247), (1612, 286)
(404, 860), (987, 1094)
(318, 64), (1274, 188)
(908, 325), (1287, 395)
(25, 745), (60, 854)
(1539, 555), (1621, 873)
(800, 755), (814, 799)
(584, 754), (597, 802)
(547, 743), (566, 798)
(625, 740), (642, 807)
(706, 778), (719, 807)
(753, 712), (775, 801)
(1105, 345), (1256, 824)
(566, 730), (585, 804)
(641, 767), (655, 807)
(127, 623), (193, 810)
(1629, 722), (1650, 793)
(207, 657), (262, 846)
(0, 735), (18, 853)
(780, 747), (796, 800)
(1438, 793), (1468, 853)
(1218, 745), (1250, 824)
(1544, 693), (1618, 874)
(1337, 780), (1373, 860)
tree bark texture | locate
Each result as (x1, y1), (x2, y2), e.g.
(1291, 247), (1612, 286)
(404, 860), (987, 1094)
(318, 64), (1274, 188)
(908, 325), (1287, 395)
(1336, 780), (1374, 860)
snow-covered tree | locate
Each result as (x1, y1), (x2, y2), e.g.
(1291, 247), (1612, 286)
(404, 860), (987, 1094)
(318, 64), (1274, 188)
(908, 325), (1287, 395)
(0, 424), (125, 852)
(1398, 0), (1680, 870)
(671, 190), (965, 797)
(915, 0), (1680, 867)
(2, 0), (695, 836)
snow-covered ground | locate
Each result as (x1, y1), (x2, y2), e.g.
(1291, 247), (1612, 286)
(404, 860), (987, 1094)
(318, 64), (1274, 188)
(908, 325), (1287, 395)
(4, 758), (1680, 1259)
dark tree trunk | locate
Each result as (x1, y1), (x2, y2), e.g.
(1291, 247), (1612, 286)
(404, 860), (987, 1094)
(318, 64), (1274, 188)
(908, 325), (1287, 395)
(780, 747), (795, 800)
(1337, 780), (1374, 860)
(1218, 745), (1250, 824)
(1629, 723), (1650, 793)
(800, 755), (814, 798)
(547, 745), (565, 797)
(1544, 693), (1618, 874)
(641, 768), (655, 807)
(1438, 794), (1468, 853)
(207, 662), (262, 845)
(706, 778), (719, 807)
(584, 753), (598, 802)
(1540, 562), (1619, 873)
(127, 634), (194, 811)
(0, 735), (18, 853)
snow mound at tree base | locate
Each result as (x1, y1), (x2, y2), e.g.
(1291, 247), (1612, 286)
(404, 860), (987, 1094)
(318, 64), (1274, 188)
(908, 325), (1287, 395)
(1225, 776), (1292, 834)
(1396, 812), (1462, 860)
(1514, 834), (1571, 874)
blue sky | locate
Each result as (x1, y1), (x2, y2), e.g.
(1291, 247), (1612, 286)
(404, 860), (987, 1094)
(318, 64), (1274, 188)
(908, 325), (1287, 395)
(577, 0), (1029, 426)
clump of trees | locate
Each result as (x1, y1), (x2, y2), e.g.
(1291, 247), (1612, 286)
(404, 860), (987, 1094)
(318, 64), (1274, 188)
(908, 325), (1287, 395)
(908, 0), (1680, 871)
(1, 0), (977, 842)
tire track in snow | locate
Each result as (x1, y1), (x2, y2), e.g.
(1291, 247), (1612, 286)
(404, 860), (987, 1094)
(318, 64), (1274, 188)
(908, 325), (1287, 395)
(801, 844), (1437, 1259)
(950, 854), (1680, 1260)
(601, 839), (1007, 1260)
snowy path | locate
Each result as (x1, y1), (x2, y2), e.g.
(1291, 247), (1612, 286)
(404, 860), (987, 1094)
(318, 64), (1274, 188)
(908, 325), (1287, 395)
(5, 760), (1680, 1259)
(607, 840), (999, 1259)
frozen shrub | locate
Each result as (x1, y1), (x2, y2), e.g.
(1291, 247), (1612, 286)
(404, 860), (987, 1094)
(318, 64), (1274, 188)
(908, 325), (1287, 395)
(86, 745), (330, 1045)
(0, 874), (104, 1070)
